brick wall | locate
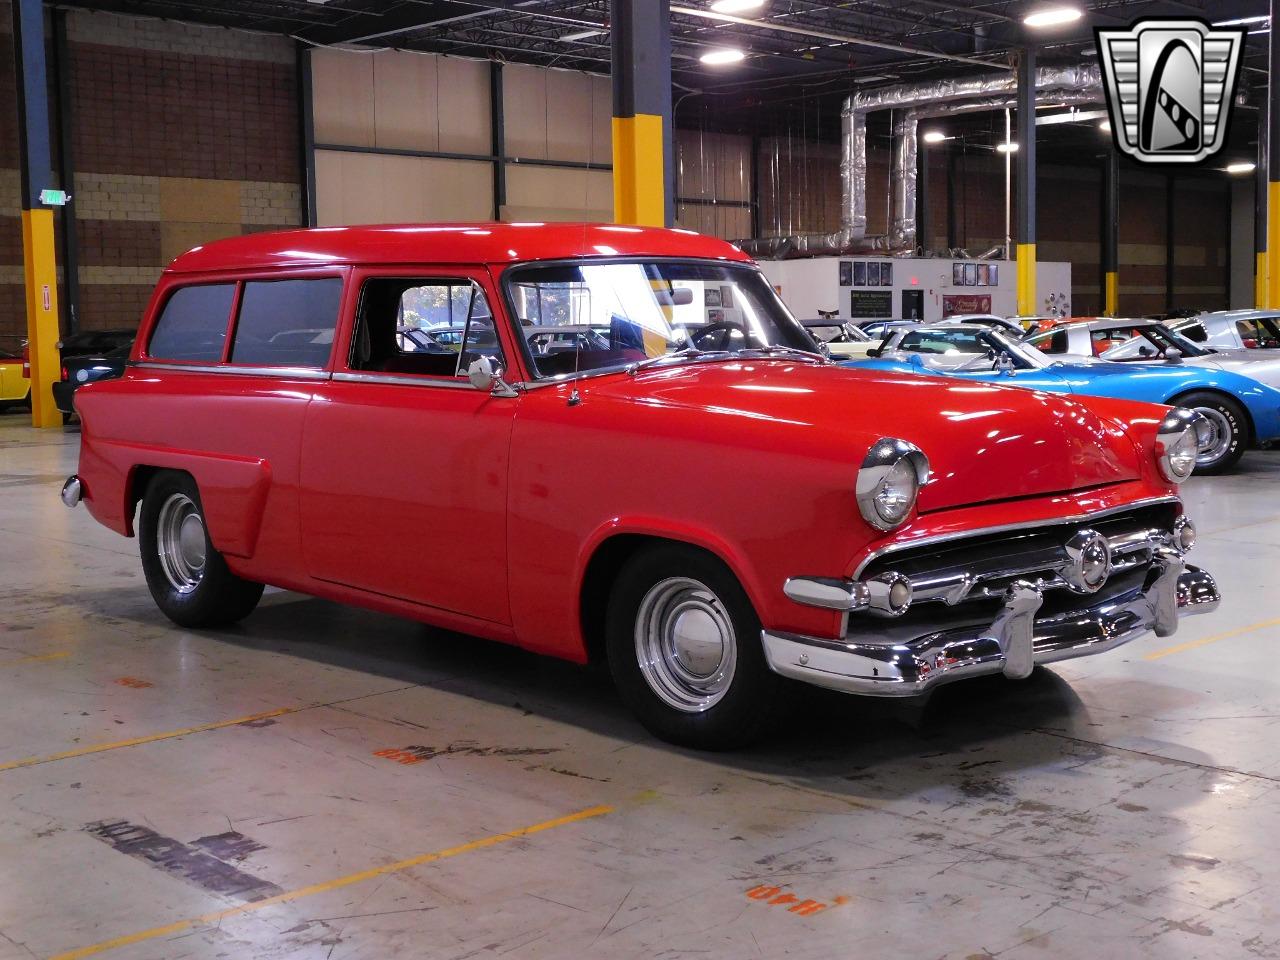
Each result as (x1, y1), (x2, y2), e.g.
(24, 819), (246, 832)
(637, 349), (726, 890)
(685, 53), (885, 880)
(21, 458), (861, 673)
(0, 5), (302, 339)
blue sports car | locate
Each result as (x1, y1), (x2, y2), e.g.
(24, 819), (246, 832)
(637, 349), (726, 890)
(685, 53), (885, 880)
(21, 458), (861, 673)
(849, 323), (1280, 473)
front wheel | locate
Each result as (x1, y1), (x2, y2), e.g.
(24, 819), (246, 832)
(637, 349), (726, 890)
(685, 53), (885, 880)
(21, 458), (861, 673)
(1176, 391), (1248, 474)
(138, 472), (264, 627)
(605, 544), (782, 750)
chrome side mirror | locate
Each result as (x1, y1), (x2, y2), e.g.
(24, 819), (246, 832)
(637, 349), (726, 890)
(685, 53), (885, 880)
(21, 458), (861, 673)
(466, 355), (518, 397)
(1164, 348), (1183, 364)
(994, 351), (1016, 374)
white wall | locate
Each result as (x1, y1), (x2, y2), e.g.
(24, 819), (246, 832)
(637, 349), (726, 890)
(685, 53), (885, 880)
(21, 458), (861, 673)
(761, 257), (1073, 321)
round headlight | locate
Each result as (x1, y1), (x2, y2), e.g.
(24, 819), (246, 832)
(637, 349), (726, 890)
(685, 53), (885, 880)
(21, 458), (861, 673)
(856, 438), (929, 531)
(1155, 408), (1201, 483)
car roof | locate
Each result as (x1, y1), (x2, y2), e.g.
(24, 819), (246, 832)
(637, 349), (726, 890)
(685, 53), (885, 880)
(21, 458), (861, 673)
(1193, 309), (1280, 321)
(165, 223), (752, 274)
(1033, 317), (1156, 333)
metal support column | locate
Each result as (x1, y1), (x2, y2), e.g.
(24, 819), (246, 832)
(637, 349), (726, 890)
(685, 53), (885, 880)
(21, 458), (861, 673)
(490, 61), (507, 221)
(946, 148), (958, 249)
(610, 0), (673, 227)
(1166, 174), (1176, 313)
(1103, 149), (1119, 316)
(12, 0), (62, 428)
(1257, 119), (1268, 307)
(51, 9), (78, 335)
(298, 44), (317, 226)
(917, 131), (930, 254)
(1016, 46), (1037, 316)
(1268, 0), (1280, 308)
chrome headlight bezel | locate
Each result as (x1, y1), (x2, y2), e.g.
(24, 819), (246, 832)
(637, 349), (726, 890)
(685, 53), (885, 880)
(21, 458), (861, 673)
(1155, 408), (1202, 483)
(856, 438), (930, 531)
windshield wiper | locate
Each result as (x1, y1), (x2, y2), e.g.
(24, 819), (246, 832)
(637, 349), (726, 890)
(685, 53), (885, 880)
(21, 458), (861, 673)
(626, 347), (714, 375)
(744, 345), (827, 361)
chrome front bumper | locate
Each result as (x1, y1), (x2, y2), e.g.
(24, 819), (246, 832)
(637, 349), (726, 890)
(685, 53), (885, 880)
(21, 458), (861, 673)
(762, 554), (1220, 698)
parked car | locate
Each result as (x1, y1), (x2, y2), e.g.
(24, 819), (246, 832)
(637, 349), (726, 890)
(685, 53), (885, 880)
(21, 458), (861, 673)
(52, 339), (134, 417)
(57, 329), (136, 359)
(0, 336), (30, 412)
(64, 224), (1219, 749)
(1170, 309), (1280, 352)
(851, 323), (1280, 473)
(798, 318), (879, 358)
(856, 318), (917, 339)
(937, 313), (1024, 335)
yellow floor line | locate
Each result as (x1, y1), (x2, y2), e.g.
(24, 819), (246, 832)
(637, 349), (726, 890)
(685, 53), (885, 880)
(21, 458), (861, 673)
(48, 803), (615, 960)
(0, 706), (299, 773)
(1, 651), (70, 665)
(1144, 616), (1280, 661)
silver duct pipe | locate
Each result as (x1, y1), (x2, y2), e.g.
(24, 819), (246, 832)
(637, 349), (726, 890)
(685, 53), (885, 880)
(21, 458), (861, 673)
(740, 64), (1102, 259)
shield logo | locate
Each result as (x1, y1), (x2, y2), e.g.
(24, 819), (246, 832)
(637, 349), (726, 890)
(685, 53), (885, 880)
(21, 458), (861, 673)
(1096, 19), (1245, 164)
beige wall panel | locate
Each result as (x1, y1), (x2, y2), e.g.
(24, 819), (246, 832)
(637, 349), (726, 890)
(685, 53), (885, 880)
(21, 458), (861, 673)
(160, 222), (241, 263)
(437, 57), (492, 155)
(503, 63), (548, 160)
(677, 131), (751, 203)
(590, 73), (613, 167)
(316, 150), (492, 225)
(676, 203), (750, 242)
(546, 70), (592, 163)
(503, 164), (612, 221)
(312, 48), (375, 147)
(158, 177), (242, 223)
(372, 51), (439, 152)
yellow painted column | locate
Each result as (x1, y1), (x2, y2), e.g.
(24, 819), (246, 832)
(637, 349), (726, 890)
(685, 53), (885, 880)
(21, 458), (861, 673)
(1258, 252), (1269, 309)
(21, 208), (61, 428)
(1104, 271), (1119, 317)
(1268, 182), (1280, 310)
(612, 114), (667, 228)
(1016, 243), (1037, 316)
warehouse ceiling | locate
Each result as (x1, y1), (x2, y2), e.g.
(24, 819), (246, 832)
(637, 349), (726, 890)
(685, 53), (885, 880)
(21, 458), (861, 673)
(61, 0), (1270, 163)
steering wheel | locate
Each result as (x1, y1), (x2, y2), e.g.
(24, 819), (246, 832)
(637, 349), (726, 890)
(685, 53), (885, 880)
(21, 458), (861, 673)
(692, 321), (753, 351)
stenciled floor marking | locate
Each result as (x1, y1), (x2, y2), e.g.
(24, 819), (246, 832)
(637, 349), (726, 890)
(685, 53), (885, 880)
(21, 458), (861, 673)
(1144, 615), (1280, 661)
(0, 706), (298, 773)
(0, 651), (70, 665)
(47, 803), (615, 960)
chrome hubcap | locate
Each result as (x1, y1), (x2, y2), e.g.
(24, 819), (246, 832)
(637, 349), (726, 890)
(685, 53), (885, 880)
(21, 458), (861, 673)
(1192, 407), (1233, 465)
(634, 577), (736, 713)
(157, 493), (206, 593)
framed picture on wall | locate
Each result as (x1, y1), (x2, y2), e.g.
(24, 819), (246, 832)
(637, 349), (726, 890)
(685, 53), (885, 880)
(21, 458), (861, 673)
(704, 288), (723, 307)
(720, 286), (734, 308)
(880, 262), (893, 286)
(964, 263), (978, 286)
(988, 263), (999, 286)
(977, 264), (990, 286)
(707, 309), (725, 323)
(839, 261), (853, 286)
(866, 262), (881, 286)
(853, 261), (867, 286)
(952, 262), (965, 286)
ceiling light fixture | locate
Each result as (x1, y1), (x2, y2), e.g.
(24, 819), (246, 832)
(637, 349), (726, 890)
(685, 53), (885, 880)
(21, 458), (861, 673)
(1098, 119), (1110, 133)
(1225, 161), (1257, 174)
(700, 47), (746, 65)
(922, 130), (947, 143)
(710, 0), (765, 13)
(1023, 6), (1083, 28)
(1213, 15), (1268, 27)
(557, 28), (605, 41)
(996, 142), (1019, 153)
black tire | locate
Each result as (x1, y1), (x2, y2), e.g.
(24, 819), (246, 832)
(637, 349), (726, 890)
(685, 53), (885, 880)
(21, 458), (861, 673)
(138, 471), (263, 628)
(605, 543), (782, 750)
(1174, 391), (1248, 475)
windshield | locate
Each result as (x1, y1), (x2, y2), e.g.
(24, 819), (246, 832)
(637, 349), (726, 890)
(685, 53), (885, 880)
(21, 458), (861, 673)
(891, 327), (1049, 371)
(505, 260), (818, 379)
(1099, 324), (1208, 361)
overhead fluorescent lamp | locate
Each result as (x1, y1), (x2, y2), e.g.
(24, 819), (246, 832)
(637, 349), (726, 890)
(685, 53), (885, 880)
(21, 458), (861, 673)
(922, 130), (947, 143)
(710, 0), (765, 13)
(1098, 119), (1110, 133)
(1035, 108), (1109, 126)
(1225, 161), (1257, 174)
(1023, 6), (1082, 28)
(700, 47), (746, 65)
(996, 142), (1019, 153)
(1213, 15), (1268, 27)
(558, 28), (605, 41)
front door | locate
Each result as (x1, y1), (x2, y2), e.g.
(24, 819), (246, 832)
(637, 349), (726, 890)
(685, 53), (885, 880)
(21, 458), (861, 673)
(901, 289), (924, 320)
(299, 269), (518, 624)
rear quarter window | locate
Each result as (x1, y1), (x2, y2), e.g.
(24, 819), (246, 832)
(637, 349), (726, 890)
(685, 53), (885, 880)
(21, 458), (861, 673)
(148, 284), (236, 362)
(230, 278), (344, 368)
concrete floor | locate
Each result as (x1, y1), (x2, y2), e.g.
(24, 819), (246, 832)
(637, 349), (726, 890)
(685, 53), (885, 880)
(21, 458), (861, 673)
(2, 413), (1279, 960)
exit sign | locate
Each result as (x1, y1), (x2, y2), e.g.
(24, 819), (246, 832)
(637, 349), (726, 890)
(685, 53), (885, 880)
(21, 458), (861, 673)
(39, 188), (69, 207)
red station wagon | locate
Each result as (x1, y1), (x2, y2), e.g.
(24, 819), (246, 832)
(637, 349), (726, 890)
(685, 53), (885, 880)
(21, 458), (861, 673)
(64, 224), (1220, 749)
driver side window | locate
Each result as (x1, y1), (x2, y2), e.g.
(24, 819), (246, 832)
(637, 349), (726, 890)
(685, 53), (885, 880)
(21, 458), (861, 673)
(349, 278), (503, 379)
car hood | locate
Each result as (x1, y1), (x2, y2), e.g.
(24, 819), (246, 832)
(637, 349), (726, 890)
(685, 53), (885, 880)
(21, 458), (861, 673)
(598, 359), (1144, 512)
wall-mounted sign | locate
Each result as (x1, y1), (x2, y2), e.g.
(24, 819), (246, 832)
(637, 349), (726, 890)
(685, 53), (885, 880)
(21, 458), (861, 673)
(943, 294), (992, 316)
(851, 290), (893, 319)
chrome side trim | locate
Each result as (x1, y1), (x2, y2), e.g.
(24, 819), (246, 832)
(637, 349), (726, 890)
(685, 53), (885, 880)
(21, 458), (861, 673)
(761, 565), (1219, 698)
(852, 495), (1181, 578)
(331, 371), (480, 390)
(133, 361), (331, 380)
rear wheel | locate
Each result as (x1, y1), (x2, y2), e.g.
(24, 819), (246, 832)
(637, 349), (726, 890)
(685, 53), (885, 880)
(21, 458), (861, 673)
(1175, 391), (1247, 474)
(605, 544), (782, 750)
(138, 472), (263, 627)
